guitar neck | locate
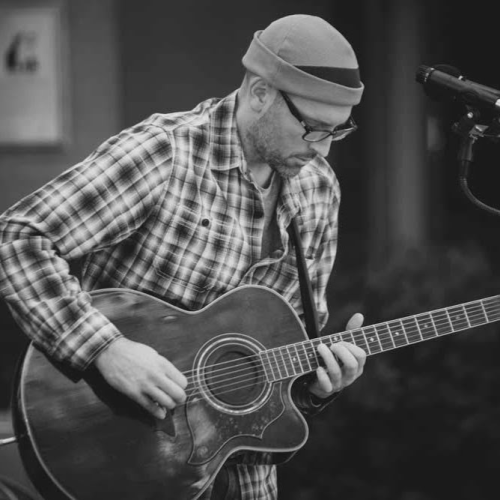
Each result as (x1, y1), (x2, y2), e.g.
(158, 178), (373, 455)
(260, 294), (500, 382)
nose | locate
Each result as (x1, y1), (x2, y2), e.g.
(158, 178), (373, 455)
(308, 137), (333, 158)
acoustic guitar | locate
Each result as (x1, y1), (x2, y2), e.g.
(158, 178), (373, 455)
(10, 285), (500, 499)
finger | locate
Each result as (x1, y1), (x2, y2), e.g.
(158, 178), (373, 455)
(156, 375), (187, 405)
(160, 357), (189, 389)
(315, 366), (334, 394)
(346, 313), (364, 330)
(333, 342), (367, 369)
(330, 343), (365, 384)
(136, 393), (168, 419)
(317, 343), (342, 383)
(149, 387), (177, 410)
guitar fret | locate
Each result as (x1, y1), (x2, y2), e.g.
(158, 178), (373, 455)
(312, 340), (322, 370)
(259, 351), (273, 382)
(278, 348), (290, 378)
(429, 312), (439, 335)
(351, 328), (369, 353)
(432, 310), (453, 336)
(448, 305), (469, 331)
(445, 309), (455, 332)
(462, 304), (472, 328)
(268, 351), (280, 382)
(364, 325), (382, 353)
(330, 333), (340, 345)
(347, 329), (357, 344)
(271, 349), (285, 380)
(402, 317), (421, 344)
(464, 302), (486, 326)
(265, 349), (277, 381)
(286, 346), (298, 376)
(341, 331), (352, 342)
(292, 344), (304, 373)
(376, 323), (395, 350)
(416, 313), (437, 340)
(388, 319), (408, 347)
(480, 300), (488, 319)
(484, 296), (500, 321)
(300, 343), (313, 372)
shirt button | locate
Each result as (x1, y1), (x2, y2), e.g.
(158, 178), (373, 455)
(201, 218), (210, 227)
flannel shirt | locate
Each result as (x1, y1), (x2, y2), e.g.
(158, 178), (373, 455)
(0, 91), (340, 500)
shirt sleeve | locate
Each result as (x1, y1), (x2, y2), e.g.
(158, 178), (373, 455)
(293, 168), (341, 415)
(312, 172), (341, 331)
(292, 373), (342, 417)
(0, 123), (172, 371)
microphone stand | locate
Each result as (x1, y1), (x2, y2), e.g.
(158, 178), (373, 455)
(452, 109), (500, 217)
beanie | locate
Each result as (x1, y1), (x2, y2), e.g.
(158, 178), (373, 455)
(242, 14), (364, 106)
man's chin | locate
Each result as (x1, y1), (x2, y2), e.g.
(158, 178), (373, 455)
(268, 156), (311, 179)
(273, 163), (302, 179)
(285, 156), (312, 176)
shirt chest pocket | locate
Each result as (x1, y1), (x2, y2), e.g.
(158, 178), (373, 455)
(152, 203), (245, 303)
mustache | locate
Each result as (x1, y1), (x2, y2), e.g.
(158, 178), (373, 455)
(294, 154), (318, 161)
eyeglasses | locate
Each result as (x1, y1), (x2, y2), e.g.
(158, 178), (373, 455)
(280, 91), (357, 143)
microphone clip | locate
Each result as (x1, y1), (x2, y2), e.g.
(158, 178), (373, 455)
(452, 107), (500, 143)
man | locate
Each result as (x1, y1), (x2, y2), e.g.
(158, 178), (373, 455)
(0, 14), (366, 500)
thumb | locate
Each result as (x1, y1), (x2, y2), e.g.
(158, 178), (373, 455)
(346, 312), (364, 330)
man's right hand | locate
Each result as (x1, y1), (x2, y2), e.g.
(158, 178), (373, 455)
(94, 337), (188, 419)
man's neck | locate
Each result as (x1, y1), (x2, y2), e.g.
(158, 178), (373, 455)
(247, 163), (274, 189)
(235, 89), (275, 189)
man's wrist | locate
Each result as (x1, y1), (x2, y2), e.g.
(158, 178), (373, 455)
(292, 375), (341, 415)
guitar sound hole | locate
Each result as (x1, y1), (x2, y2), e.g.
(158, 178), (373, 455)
(204, 344), (266, 407)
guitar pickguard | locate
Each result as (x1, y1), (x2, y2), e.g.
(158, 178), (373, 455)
(187, 382), (285, 465)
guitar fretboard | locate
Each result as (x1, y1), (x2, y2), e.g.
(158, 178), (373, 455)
(260, 295), (500, 382)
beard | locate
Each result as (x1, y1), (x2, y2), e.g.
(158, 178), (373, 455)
(244, 107), (314, 179)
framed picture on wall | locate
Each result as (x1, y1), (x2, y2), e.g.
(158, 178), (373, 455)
(0, 0), (68, 147)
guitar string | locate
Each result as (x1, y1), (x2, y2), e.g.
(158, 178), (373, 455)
(181, 308), (500, 406)
(179, 303), (500, 393)
(176, 305), (500, 403)
(178, 301), (500, 384)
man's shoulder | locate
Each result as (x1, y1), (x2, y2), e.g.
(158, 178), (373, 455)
(140, 93), (235, 137)
(300, 157), (340, 195)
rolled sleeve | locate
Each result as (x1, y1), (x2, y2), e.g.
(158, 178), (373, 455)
(0, 124), (171, 369)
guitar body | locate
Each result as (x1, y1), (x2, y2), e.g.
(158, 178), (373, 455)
(12, 286), (310, 500)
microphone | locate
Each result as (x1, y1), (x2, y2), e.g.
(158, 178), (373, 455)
(416, 64), (500, 114)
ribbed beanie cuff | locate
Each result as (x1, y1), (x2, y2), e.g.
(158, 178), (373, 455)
(242, 15), (364, 106)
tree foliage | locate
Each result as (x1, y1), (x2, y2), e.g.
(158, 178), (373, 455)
(280, 242), (500, 500)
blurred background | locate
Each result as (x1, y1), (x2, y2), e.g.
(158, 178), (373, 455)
(1, 0), (500, 499)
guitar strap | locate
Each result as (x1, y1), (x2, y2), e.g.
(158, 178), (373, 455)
(287, 217), (320, 339)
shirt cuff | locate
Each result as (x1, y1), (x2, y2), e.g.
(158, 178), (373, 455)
(47, 307), (124, 371)
(292, 374), (342, 417)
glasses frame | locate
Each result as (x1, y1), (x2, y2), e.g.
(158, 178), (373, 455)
(280, 91), (357, 143)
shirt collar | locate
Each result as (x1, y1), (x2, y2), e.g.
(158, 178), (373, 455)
(208, 90), (245, 172)
(207, 90), (302, 218)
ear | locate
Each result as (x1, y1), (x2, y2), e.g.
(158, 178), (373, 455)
(247, 76), (277, 113)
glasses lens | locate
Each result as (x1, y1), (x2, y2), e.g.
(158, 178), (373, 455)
(303, 130), (334, 142)
(304, 125), (356, 143)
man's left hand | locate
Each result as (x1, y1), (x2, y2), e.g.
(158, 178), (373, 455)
(309, 312), (367, 399)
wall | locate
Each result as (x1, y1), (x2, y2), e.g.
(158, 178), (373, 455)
(119, 0), (340, 125)
(0, 0), (121, 212)
(0, 1), (120, 494)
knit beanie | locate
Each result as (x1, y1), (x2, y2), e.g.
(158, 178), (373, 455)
(242, 14), (364, 106)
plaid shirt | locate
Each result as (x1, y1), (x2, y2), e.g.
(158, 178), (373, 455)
(0, 91), (340, 500)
